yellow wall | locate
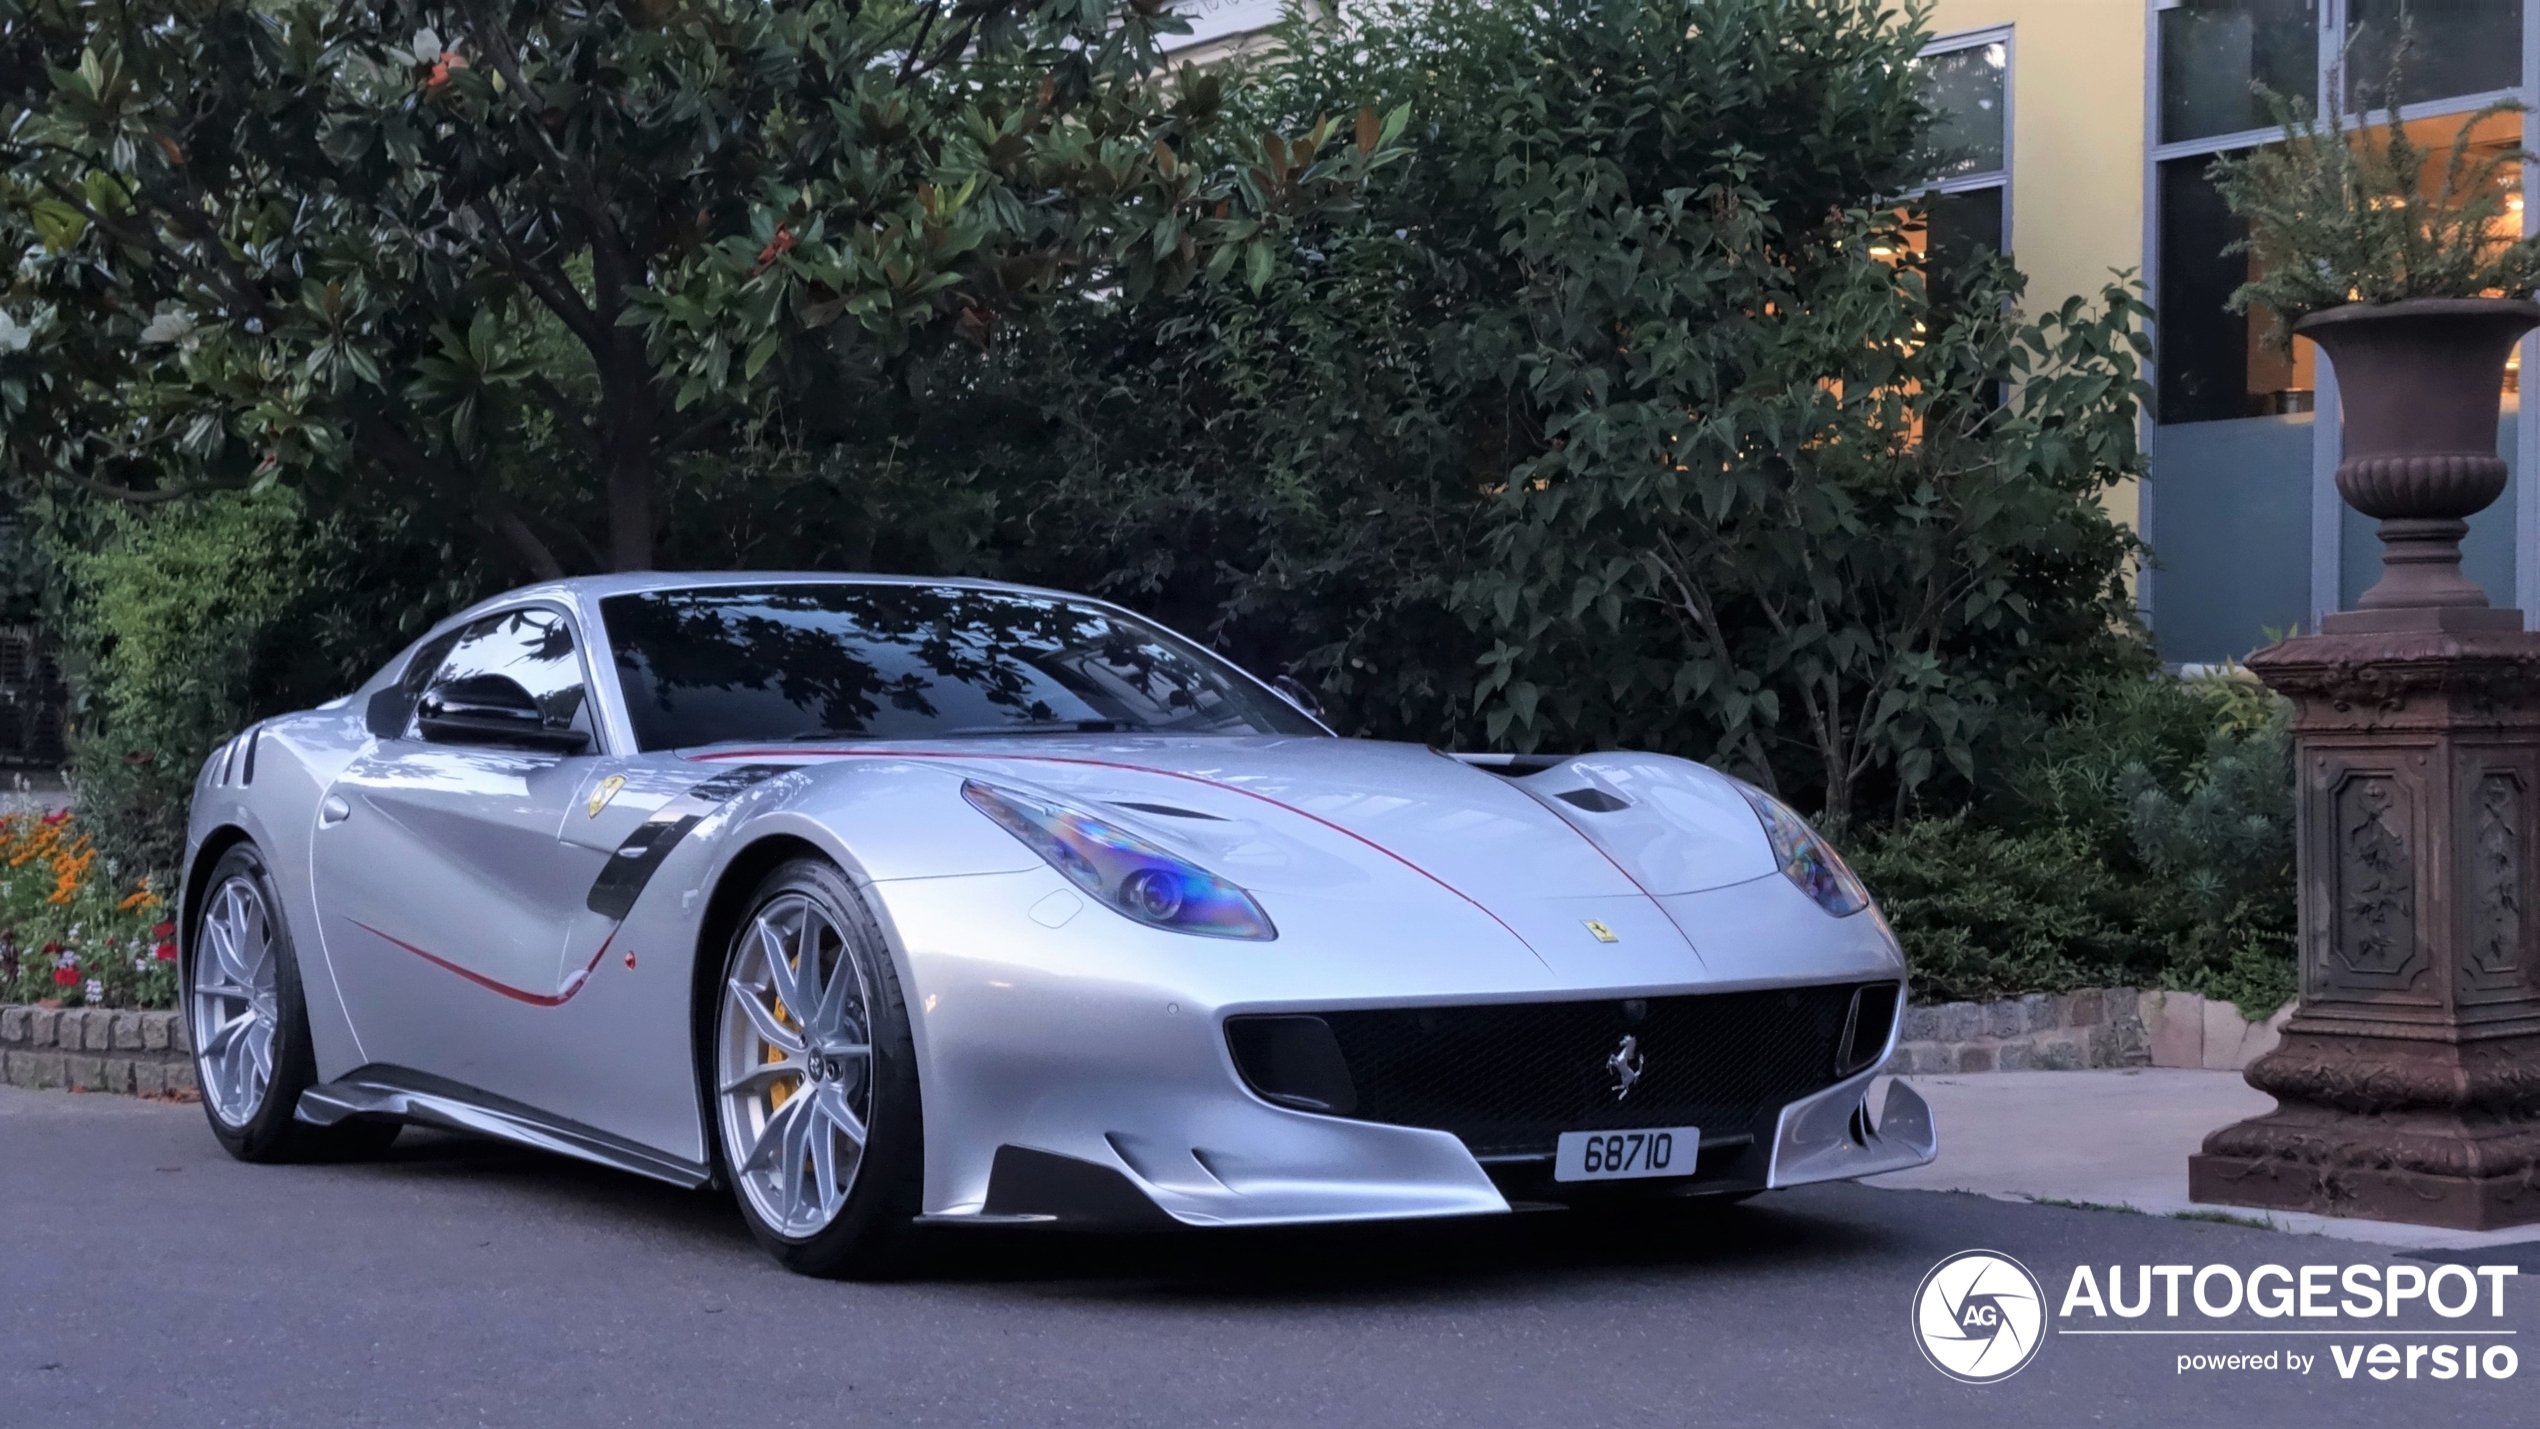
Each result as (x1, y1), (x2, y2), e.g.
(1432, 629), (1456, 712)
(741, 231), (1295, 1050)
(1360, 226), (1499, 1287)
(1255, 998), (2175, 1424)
(1924, 0), (2150, 533)
(1923, 0), (2148, 310)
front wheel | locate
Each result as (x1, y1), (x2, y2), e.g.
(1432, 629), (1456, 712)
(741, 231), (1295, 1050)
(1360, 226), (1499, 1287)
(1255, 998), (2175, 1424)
(713, 858), (924, 1277)
(190, 842), (397, 1162)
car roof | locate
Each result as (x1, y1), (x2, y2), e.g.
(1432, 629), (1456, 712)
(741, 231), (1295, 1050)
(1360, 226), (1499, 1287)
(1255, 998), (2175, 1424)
(497, 570), (1061, 603)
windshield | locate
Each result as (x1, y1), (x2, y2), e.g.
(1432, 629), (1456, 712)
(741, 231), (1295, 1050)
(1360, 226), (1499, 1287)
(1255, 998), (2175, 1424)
(600, 584), (1325, 751)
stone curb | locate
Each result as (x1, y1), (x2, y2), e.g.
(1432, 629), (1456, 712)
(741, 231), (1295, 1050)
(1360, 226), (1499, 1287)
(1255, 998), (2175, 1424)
(0, 989), (2299, 1098)
(0, 1005), (195, 1095)
(1891, 988), (2296, 1075)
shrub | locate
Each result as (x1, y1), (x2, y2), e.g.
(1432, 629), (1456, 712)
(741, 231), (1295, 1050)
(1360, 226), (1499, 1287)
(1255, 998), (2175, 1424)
(1858, 670), (2297, 1012)
(1848, 814), (2152, 1003)
(2124, 695), (2296, 1014)
(59, 489), (313, 882)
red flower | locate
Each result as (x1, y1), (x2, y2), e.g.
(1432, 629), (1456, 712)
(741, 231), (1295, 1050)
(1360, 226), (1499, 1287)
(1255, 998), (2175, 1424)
(151, 921), (176, 939)
(153, 940), (178, 962)
(40, 808), (68, 826)
(755, 226), (796, 273)
(42, 941), (60, 955)
(51, 963), (78, 986)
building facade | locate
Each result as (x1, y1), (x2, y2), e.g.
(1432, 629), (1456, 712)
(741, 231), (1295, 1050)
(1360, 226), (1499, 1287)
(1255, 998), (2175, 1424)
(1917, 0), (2536, 664)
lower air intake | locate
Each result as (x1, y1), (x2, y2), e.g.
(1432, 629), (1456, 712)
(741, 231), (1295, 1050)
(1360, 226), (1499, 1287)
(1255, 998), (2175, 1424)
(1231, 982), (1899, 1159)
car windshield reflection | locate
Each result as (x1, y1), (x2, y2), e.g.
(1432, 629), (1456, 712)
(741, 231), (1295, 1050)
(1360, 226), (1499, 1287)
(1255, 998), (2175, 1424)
(600, 583), (1324, 752)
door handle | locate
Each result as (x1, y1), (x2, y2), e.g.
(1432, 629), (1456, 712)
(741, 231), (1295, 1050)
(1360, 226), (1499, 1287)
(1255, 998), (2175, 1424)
(319, 795), (352, 826)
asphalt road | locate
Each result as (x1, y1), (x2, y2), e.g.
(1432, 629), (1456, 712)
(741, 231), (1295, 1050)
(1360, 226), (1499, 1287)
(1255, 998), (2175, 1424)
(2, 1085), (2531, 1428)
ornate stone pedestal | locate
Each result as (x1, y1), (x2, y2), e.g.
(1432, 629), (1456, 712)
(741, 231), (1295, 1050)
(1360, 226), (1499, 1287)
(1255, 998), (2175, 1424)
(2188, 630), (2540, 1229)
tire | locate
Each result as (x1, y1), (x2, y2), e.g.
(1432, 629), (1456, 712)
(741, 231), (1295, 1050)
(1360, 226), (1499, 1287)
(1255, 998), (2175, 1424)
(189, 842), (399, 1163)
(711, 857), (925, 1278)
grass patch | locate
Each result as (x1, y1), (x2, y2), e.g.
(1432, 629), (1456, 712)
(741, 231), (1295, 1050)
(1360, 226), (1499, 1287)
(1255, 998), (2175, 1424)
(2027, 1197), (2144, 1216)
(2173, 1209), (2279, 1230)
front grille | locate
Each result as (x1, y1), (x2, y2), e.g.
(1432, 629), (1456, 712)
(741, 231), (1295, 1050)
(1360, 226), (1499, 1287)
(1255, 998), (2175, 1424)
(1239, 983), (1890, 1159)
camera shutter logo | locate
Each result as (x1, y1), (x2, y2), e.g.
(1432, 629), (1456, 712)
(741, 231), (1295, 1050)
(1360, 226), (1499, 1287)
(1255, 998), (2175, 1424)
(1912, 1250), (2048, 1383)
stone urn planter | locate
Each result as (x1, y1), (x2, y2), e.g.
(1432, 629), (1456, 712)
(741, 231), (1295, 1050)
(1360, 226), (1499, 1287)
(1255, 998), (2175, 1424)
(2189, 295), (2540, 1230)
(2295, 297), (2540, 630)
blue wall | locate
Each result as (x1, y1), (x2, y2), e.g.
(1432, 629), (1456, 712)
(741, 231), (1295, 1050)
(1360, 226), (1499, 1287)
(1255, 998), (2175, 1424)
(2145, 414), (2316, 665)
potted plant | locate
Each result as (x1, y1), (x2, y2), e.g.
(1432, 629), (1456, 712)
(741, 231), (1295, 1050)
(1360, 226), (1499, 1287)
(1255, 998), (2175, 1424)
(2212, 69), (2540, 628)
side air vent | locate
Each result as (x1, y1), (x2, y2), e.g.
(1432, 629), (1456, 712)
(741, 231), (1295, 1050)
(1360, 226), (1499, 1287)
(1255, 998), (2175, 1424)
(1225, 1015), (1359, 1115)
(1553, 787), (1629, 813)
(1837, 981), (1902, 1076)
(241, 726), (262, 785)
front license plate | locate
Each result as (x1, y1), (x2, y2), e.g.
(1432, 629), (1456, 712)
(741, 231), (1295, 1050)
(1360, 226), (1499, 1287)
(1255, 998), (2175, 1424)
(1553, 1126), (1698, 1182)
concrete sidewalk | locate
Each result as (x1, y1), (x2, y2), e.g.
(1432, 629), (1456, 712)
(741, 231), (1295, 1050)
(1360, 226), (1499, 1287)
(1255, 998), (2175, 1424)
(1863, 1068), (2540, 1252)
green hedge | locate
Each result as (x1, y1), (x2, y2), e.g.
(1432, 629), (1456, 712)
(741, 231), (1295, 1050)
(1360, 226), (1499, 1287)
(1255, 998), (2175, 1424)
(1852, 671), (2295, 1009)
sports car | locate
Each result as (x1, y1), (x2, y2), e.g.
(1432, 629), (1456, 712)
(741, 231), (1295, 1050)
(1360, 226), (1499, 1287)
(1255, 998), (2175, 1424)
(180, 572), (1935, 1275)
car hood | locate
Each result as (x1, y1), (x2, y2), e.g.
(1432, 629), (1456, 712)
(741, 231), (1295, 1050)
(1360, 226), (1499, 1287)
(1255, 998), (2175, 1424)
(688, 735), (1780, 908)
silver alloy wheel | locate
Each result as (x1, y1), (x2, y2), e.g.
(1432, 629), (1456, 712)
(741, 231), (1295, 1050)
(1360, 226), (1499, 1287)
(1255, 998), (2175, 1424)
(716, 892), (875, 1238)
(193, 874), (281, 1128)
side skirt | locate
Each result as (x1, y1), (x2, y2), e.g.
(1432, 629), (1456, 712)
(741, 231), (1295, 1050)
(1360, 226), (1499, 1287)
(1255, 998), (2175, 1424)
(298, 1065), (713, 1190)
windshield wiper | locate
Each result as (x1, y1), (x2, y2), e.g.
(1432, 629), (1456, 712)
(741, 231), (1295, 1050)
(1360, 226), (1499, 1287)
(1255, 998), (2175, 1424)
(937, 720), (1151, 736)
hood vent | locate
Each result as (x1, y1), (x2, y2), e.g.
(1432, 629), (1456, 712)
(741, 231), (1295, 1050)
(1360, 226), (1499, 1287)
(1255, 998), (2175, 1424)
(1553, 787), (1629, 813)
(1107, 800), (1227, 821)
(1454, 752), (1572, 777)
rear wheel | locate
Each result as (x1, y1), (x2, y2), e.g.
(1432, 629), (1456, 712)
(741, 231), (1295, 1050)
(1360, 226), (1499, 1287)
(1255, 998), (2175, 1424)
(190, 842), (398, 1162)
(712, 858), (924, 1277)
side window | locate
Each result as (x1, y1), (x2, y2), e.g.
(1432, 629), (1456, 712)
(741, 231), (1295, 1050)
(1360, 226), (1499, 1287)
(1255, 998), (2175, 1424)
(415, 609), (597, 744)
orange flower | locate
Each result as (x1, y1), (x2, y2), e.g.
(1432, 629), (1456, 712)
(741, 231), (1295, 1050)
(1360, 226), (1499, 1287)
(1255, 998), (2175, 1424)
(425, 51), (469, 96)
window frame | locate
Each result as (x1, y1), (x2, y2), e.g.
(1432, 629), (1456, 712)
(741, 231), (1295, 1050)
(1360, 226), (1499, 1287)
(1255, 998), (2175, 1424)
(1914, 25), (2016, 260)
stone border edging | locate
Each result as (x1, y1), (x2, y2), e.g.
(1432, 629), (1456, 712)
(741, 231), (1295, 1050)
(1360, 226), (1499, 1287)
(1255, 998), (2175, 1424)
(1, 987), (2293, 1101)
(0, 1005), (196, 1095)
(1892, 988), (2294, 1075)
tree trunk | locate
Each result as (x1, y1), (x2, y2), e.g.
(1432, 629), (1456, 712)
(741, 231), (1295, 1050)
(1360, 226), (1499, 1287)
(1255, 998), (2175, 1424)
(608, 454), (654, 572)
(599, 338), (659, 572)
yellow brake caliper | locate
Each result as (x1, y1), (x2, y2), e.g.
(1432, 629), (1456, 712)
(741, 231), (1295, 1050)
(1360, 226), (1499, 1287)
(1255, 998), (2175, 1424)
(766, 979), (798, 1114)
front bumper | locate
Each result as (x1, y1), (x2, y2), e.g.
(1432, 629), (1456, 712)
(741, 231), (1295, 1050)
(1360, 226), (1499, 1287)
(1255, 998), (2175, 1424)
(953, 1064), (1939, 1228)
(881, 868), (1934, 1229)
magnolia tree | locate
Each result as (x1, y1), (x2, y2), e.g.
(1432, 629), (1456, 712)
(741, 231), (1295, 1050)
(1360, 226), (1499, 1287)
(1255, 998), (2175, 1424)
(0, 0), (1401, 577)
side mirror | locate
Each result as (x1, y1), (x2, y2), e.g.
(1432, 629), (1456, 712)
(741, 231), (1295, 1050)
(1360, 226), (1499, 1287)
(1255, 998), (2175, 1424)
(417, 674), (590, 753)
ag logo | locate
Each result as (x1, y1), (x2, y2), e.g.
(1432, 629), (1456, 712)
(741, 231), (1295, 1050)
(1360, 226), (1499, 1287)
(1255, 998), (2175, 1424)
(1911, 1250), (2047, 1383)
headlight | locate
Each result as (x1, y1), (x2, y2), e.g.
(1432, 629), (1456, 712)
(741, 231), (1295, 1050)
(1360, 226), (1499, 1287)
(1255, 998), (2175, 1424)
(1736, 786), (1871, 917)
(962, 780), (1277, 940)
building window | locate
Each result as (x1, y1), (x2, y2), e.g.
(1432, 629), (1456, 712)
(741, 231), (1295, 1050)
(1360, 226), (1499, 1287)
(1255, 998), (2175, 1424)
(2160, 0), (2320, 145)
(1915, 32), (2011, 297)
(2343, 0), (2522, 110)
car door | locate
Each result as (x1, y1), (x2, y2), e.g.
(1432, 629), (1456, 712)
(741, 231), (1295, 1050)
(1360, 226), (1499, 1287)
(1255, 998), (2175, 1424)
(311, 605), (616, 1099)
